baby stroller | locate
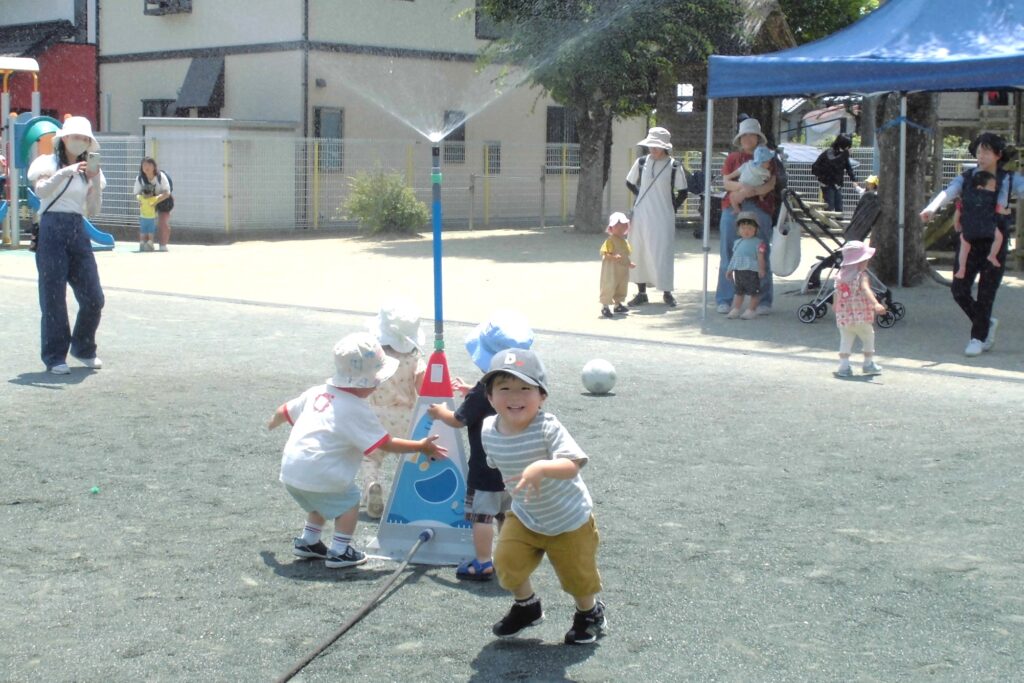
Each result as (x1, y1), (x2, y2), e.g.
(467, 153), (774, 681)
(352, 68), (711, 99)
(781, 189), (905, 327)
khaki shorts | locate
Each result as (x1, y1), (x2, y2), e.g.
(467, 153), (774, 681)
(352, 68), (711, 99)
(494, 513), (602, 597)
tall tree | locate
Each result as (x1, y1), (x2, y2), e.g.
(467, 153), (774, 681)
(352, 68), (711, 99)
(478, 0), (740, 233)
(778, 0), (880, 44)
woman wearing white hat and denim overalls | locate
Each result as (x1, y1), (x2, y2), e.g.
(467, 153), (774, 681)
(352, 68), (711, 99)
(715, 118), (776, 315)
(27, 116), (107, 375)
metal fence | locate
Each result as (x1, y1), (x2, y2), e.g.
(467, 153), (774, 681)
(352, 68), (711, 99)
(90, 137), (977, 236)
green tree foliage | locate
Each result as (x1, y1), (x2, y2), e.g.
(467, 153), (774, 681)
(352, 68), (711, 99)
(343, 168), (429, 235)
(778, 0), (880, 44)
(478, 0), (740, 232)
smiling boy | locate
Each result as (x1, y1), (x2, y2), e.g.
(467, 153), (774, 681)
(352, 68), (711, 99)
(480, 349), (606, 645)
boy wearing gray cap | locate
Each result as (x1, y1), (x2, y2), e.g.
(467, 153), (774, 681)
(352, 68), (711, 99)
(480, 349), (605, 645)
(268, 332), (446, 568)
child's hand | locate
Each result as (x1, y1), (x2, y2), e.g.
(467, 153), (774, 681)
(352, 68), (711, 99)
(451, 376), (471, 396)
(629, 262), (636, 269)
(726, 270), (734, 282)
(874, 303), (887, 314)
(919, 209), (933, 223)
(420, 435), (448, 460)
(426, 403), (445, 419)
(505, 461), (545, 502)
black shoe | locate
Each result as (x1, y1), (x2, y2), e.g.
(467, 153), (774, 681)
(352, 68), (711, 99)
(663, 292), (677, 307)
(627, 292), (648, 306)
(564, 601), (607, 645)
(601, 306), (613, 318)
(492, 598), (544, 638)
(292, 538), (329, 559)
(325, 545), (367, 568)
(613, 304), (629, 314)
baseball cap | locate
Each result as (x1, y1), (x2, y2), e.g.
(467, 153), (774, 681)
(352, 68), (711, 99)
(482, 348), (549, 395)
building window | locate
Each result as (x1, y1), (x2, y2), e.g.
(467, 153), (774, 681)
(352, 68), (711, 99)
(144, 0), (192, 15)
(676, 83), (694, 113)
(142, 99), (177, 117)
(314, 107), (344, 171)
(443, 110), (466, 165)
(475, 0), (502, 40)
(484, 141), (501, 175)
(545, 106), (579, 174)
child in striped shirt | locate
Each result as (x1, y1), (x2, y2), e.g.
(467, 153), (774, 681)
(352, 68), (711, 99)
(480, 348), (606, 645)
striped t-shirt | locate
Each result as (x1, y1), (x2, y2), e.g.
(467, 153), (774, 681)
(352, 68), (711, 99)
(482, 411), (592, 535)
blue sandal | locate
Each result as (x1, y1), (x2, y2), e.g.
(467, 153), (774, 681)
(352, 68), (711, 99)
(456, 558), (494, 581)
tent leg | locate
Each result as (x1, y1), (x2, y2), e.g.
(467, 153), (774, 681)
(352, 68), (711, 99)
(702, 99), (714, 322)
(897, 93), (907, 288)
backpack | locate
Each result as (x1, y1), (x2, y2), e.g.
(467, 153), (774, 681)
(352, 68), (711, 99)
(156, 171), (174, 212)
(958, 168), (1000, 242)
(634, 155), (687, 209)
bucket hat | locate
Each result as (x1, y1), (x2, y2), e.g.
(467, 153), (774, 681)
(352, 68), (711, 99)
(840, 240), (875, 267)
(482, 348), (549, 395)
(752, 145), (774, 165)
(637, 126), (673, 151)
(55, 116), (100, 153)
(733, 117), (767, 147)
(329, 332), (400, 389)
(368, 299), (424, 354)
(465, 311), (534, 373)
(606, 211), (630, 234)
(736, 211), (760, 227)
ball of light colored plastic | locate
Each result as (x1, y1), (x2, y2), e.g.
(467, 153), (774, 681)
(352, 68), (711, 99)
(581, 359), (616, 394)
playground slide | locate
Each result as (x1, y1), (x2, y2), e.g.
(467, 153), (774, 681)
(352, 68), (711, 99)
(0, 199), (7, 225)
(26, 189), (115, 251)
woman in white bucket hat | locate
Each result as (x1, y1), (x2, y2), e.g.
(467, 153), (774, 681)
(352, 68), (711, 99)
(27, 116), (107, 375)
(715, 117), (777, 316)
(624, 126), (688, 309)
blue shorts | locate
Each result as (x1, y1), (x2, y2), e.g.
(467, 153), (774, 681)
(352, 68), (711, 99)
(285, 483), (360, 520)
(139, 217), (156, 235)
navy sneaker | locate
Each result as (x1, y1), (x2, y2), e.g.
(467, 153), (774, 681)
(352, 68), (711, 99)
(292, 538), (328, 560)
(325, 545), (367, 569)
(564, 601), (607, 645)
(492, 598), (544, 638)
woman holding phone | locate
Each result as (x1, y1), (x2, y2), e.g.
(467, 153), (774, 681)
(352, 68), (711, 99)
(26, 116), (107, 375)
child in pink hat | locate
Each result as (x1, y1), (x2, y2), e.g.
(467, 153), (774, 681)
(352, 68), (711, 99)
(833, 241), (887, 377)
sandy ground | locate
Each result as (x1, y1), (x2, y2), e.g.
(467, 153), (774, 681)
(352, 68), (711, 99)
(1, 227), (1023, 681)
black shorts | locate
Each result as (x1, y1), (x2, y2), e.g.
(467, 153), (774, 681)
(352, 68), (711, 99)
(733, 270), (761, 296)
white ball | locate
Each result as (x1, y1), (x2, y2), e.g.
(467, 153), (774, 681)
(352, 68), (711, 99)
(581, 359), (616, 394)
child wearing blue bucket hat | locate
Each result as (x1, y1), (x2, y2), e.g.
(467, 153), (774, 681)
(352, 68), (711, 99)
(427, 311), (534, 581)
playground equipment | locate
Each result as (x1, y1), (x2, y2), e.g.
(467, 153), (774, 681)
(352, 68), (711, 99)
(368, 145), (474, 566)
(1, 58), (114, 250)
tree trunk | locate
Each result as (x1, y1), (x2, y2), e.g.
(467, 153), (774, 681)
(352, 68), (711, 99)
(872, 92), (937, 285)
(573, 106), (613, 233)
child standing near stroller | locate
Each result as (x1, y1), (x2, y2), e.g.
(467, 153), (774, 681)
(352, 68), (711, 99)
(725, 211), (767, 319)
(833, 241), (887, 377)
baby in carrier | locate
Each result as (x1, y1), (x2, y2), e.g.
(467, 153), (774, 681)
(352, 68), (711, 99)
(953, 170), (1003, 279)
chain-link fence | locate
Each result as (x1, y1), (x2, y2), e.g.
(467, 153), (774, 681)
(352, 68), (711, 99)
(89, 136), (980, 237)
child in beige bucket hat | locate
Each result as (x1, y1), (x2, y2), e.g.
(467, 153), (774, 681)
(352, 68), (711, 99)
(268, 331), (445, 568)
(362, 299), (427, 518)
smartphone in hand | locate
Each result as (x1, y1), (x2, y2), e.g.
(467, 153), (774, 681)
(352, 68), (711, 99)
(86, 152), (101, 174)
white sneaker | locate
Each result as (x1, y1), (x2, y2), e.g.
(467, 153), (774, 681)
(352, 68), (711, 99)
(726, 308), (741, 319)
(49, 363), (70, 375)
(740, 309), (758, 320)
(964, 339), (984, 357)
(366, 482), (384, 519)
(982, 318), (998, 352)
(755, 305), (772, 316)
(716, 303), (731, 314)
(158, 244), (168, 252)
(862, 361), (883, 376)
(72, 355), (103, 370)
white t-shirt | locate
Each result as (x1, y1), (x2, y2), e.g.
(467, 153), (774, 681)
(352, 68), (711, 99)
(279, 384), (388, 493)
(27, 154), (106, 216)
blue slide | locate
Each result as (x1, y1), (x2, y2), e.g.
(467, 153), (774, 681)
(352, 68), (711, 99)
(0, 199), (7, 225)
(26, 189), (115, 251)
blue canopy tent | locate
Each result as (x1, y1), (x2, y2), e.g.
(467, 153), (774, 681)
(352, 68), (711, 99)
(699, 0), (1024, 314)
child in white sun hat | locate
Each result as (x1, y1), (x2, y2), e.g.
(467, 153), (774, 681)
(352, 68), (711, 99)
(599, 212), (635, 318)
(833, 241), (887, 378)
(363, 299), (427, 518)
(268, 332), (446, 568)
